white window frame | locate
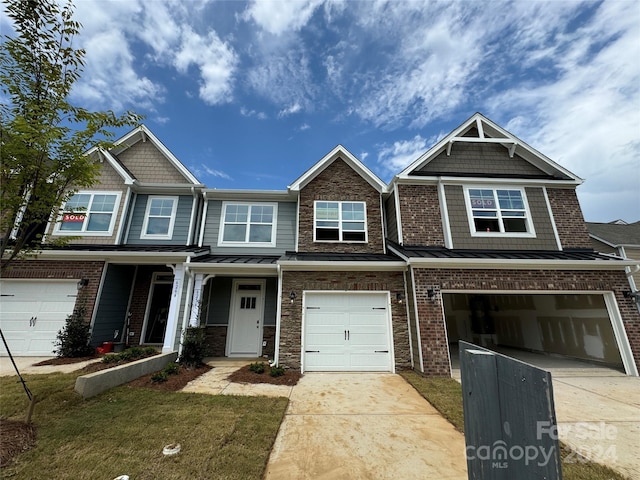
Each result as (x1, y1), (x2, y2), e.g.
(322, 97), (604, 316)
(140, 195), (179, 240)
(463, 186), (536, 238)
(53, 190), (121, 236)
(218, 202), (278, 247)
(313, 200), (368, 243)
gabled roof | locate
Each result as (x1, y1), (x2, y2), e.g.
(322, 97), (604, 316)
(587, 221), (640, 247)
(288, 145), (387, 193)
(395, 113), (582, 185)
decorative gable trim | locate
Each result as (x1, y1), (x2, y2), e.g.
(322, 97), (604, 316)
(395, 113), (582, 185)
(288, 145), (387, 193)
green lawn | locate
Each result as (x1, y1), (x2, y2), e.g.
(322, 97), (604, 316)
(0, 372), (288, 480)
(399, 371), (629, 480)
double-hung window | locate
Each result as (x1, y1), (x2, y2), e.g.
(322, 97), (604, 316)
(56, 191), (120, 235)
(465, 187), (534, 236)
(314, 201), (367, 242)
(141, 196), (178, 239)
(219, 203), (277, 246)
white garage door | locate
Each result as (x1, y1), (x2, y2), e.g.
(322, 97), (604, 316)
(0, 280), (78, 356)
(303, 292), (393, 372)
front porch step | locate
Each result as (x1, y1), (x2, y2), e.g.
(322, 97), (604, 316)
(204, 357), (266, 367)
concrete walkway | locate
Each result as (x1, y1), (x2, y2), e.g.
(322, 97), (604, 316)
(264, 373), (468, 480)
(0, 356), (101, 376)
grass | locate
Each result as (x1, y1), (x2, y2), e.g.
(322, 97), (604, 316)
(399, 371), (629, 480)
(0, 372), (288, 480)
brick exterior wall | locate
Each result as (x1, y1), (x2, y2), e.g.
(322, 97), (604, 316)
(411, 267), (640, 376)
(397, 184), (445, 246)
(1, 260), (105, 325)
(297, 159), (384, 254)
(279, 270), (411, 371)
(546, 188), (592, 249)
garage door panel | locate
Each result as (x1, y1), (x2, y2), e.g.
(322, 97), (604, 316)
(303, 292), (392, 372)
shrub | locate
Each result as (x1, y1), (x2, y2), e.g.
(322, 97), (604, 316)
(143, 346), (158, 355)
(101, 354), (120, 364)
(270, 365), (285, 377)
(151, 371), (168, 383)
(53, 305), (94, 358)
(249, 362), (266, 374)
(164, 363), (180, 375)
(179, 327), (207, 367)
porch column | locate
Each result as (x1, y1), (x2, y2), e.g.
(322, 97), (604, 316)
(189, 273), (204, 327)
(162, 264), (184, 354)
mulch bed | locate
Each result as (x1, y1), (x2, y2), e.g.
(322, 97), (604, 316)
(226, 364), (302, 386)
(0, 419), (36, 468)
(32, 355), (100, 366)
(126, 364), (212, 391)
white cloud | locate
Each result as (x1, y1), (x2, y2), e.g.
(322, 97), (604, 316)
(377, 135), (429, 175)
(201, 164), (232, 180)
(299, 123), (311, 131)
(278, 103), (302, 117)
(242, 0), (324, 35)
(240, 107), (268, 119)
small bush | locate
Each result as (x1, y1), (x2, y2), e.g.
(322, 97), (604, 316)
(100, 347), (157, 364)
(249, 362), (266, 374)
(270, 365), (285, 377)
(151, 371), (168, 383)
(101, 354), (120, 364)
(143, 346), (158, 355)
(54, 305), (94, 358)
(164, 363), (180, 375)
(179, 327), (207, 367)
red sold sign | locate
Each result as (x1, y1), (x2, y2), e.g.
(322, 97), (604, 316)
(63, 213), (85, 223)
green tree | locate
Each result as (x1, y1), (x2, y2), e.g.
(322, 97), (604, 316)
(0, 0), (141, 271)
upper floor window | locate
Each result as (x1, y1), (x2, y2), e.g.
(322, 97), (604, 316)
(464, 187), (534, 236)
(141, 196), (179, 240)
(55, 191), (120, 235)
(219, 202), (277, 246)
(314, 201), (367, 242)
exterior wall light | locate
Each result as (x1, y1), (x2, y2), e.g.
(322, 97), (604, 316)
(396, 292), (405, 303)
(77, 278), (89, 289)
(289, 291), (296, 303)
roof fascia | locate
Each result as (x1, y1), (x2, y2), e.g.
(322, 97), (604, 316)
(205, 189), (297, 201)
(30, 250), (206, 263)
(394, 175), (581, 187)
(395, 113), (582, 184)
(288, 145), (387, 193)
(589, 233), (640, 249)
(187, 263), (278, 276)
(278, 260), (407, 271)
(132, 183), (205, 195)
(405, 257), (638, 270)
(112, 125), (201, 185)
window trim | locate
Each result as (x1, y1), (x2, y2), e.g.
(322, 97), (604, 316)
(140, 195), (179, 240)
(217, 201), (278, 247)
(313, 200), (368, 243)
(53, 190), (122, 236)
(463, 186), (536, 238)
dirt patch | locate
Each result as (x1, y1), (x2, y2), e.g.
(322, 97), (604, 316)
(227, 364), (302, 386)
(0, 419), (37, 468)
(32, 355), (100, 366)
(126, 364), (212, 391)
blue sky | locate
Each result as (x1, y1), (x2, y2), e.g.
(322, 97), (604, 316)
(2, 0), (639, 222)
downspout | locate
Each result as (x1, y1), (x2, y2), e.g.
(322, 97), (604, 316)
(273, 263), (283, 366)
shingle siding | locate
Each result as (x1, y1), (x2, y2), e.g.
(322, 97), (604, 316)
(116, 140), (188, 184)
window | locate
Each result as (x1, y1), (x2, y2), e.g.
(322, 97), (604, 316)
(141, 196), (178, 240)
(55, 191), (120, 235)
(465, 187), (534, 236)
(314, 201), (367, 242)
(219, 203), (277, 246)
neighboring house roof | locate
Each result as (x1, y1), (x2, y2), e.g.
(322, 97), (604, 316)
(587, 221), (640, 248)
(387, 240), (635, 269)
(394, 112), (582, 185)
(288, 145), (387, 193)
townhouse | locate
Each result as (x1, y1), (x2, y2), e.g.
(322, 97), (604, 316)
(2, 114), (639, 377)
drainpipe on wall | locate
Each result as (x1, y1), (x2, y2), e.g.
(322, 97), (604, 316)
(273, 264), (283, 367)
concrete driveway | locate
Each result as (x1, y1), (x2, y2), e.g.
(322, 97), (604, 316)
(264, 373), (468, 480)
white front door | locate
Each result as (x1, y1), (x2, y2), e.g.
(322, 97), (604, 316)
(0, 280), (78, 356)
(227, 280), (265, 357)
(303, 292), (393, 372)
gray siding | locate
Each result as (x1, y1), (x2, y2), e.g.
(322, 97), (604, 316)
(445, 185), (558, 250)
(202, 200), (296, 254)
(91, 264), (135, 346)
(126, 194), (193, 245)
(204, 277), (277, 326)
(417, 143), (546, 177)
(385, 195), (399, 243)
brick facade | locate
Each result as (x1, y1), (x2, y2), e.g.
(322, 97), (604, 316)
(1, 259), (105, 325)
(397, 184), (445, 246)
(411, 267), (640, 376)
(279, 270), (411, 371)
(297, 159), (384, 254)
(546, 188), (592, 249)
